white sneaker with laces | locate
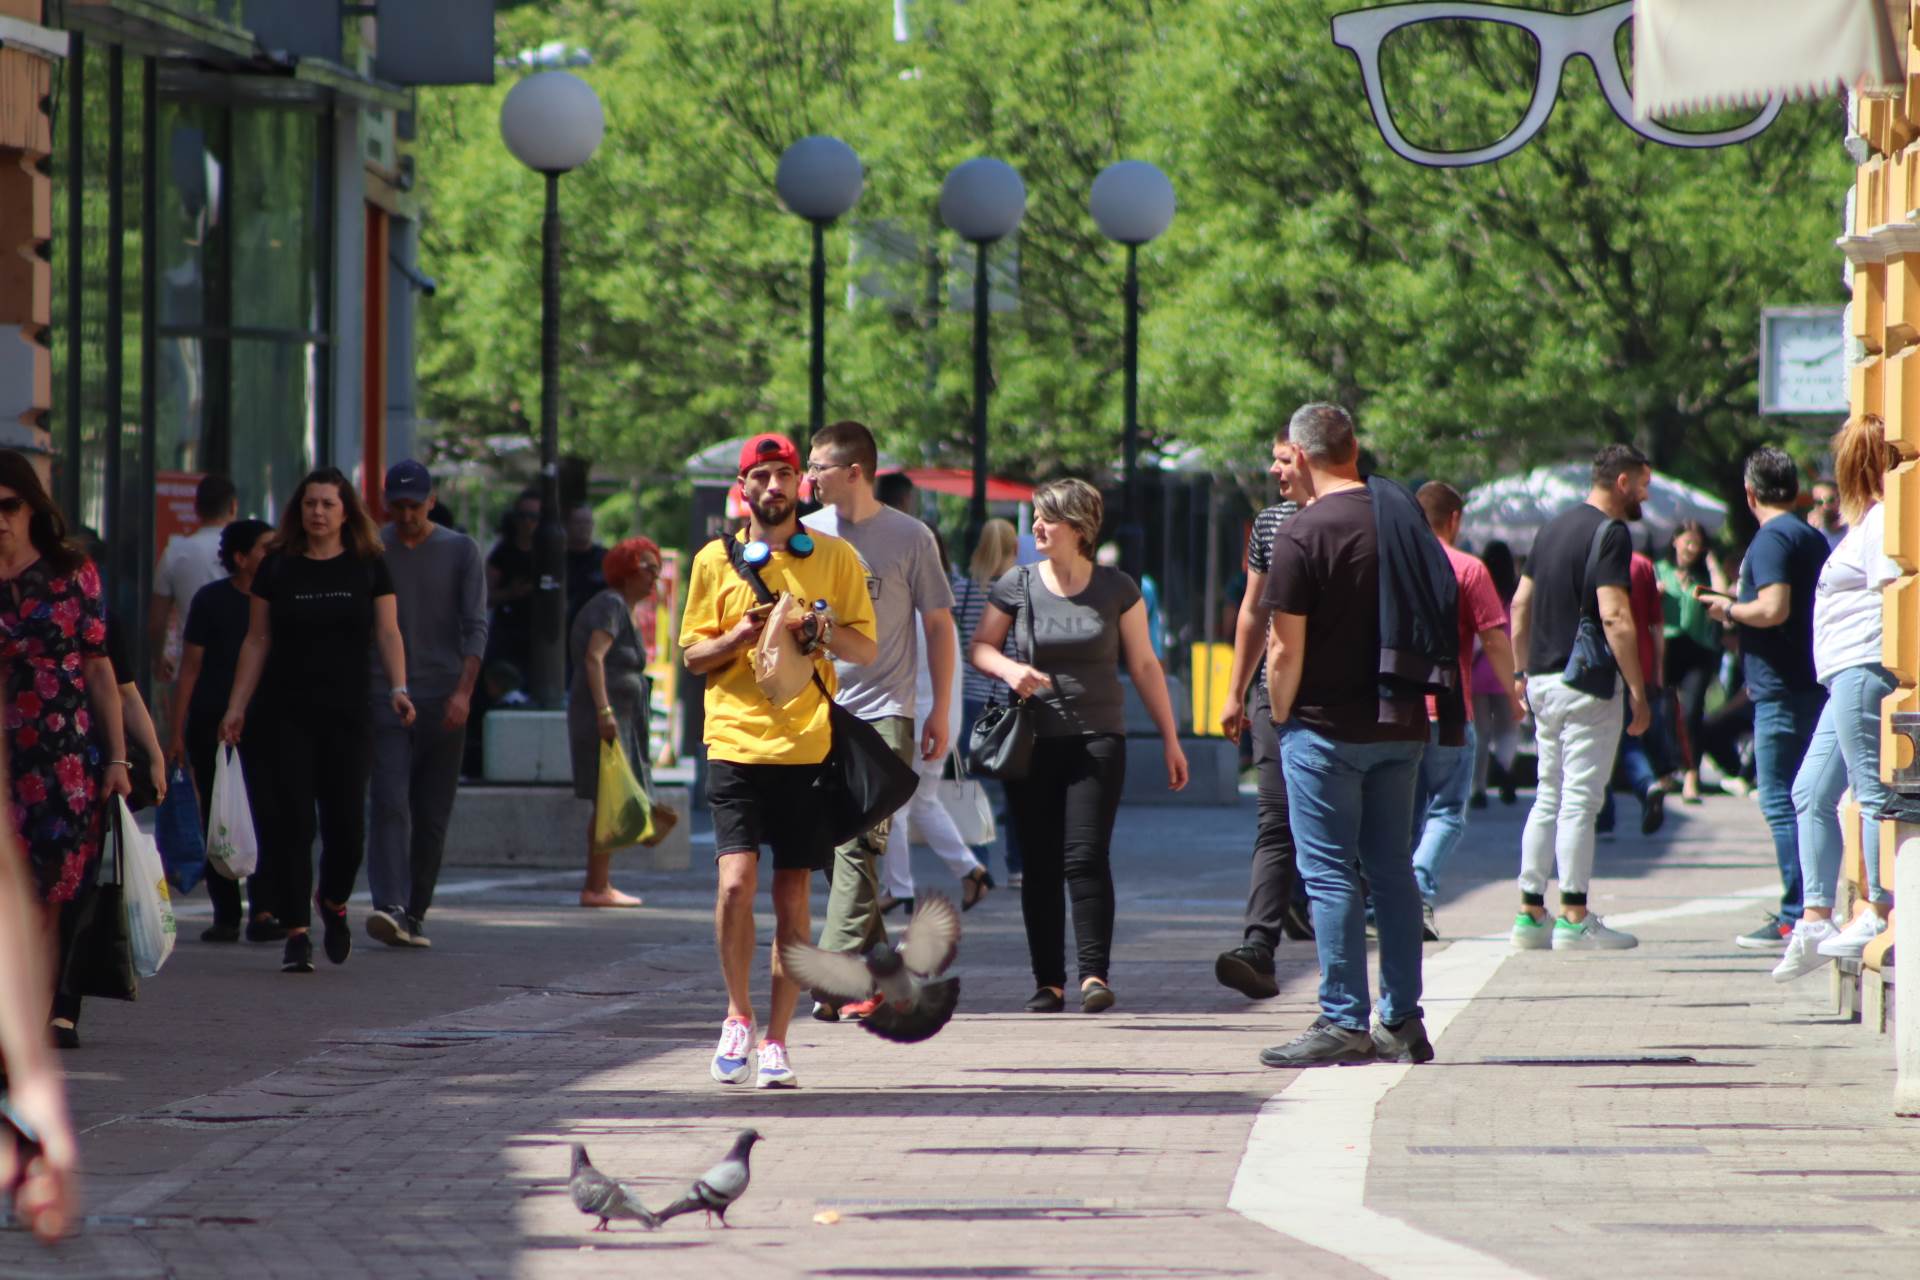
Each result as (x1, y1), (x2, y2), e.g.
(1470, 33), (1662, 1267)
(1772, 918), (1838, 981)
(1551, 914), (1638, 951)
(756, 1040), (798, 1089)
(1816, 911), (1888, 960)
(710, 1018), (754, 1084)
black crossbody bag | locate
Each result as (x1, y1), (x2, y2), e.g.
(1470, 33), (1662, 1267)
(717, 535), (917, 847)
(966, 566), (1038, 780)
(1561, 518), (1623, 700)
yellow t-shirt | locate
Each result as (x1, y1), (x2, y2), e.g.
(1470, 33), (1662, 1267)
(680, 532), (876, 765)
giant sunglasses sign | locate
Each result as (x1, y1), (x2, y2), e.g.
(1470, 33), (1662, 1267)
(1331, 1), (1782, 167)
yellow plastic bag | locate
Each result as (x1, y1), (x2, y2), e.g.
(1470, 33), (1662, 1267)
(593, 738), (655, 853)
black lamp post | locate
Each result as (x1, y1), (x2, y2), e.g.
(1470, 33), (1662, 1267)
(776, 136), (864, 435)
(939, 158), (1026, 555)
(500, 70), (605, 709)
(1089, 161), (1175, 579)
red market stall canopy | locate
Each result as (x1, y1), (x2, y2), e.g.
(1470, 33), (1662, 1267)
(891, 468), (1034, 503)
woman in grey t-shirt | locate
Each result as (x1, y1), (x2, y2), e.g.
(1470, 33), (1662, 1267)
(969, 479), (1189, 1014)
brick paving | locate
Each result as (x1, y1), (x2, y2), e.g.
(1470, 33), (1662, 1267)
(1, 783), (1912, 1278)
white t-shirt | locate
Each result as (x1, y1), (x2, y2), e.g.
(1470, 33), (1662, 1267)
(154, 524), (228, 663)
(1813, 502), (1900, 684)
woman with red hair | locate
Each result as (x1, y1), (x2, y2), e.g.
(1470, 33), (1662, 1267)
(569, 536), (663, 907)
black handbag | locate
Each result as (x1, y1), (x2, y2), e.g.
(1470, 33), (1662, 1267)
(57, 803), (140, 1003)
(1562, 518), (1622, 700)
(966, 566), (1038, 780)
(810, 672), (920, 848)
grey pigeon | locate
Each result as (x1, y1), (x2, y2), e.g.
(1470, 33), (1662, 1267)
(782, 894), (962, 1043)
(653, 1129), (762, 1228)
(568, 1143), (657, 1232)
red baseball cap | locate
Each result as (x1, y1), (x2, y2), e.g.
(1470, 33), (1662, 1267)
(737, 432), (801, 475)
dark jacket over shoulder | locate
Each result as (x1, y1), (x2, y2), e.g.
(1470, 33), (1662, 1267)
(1369, 475), (1464, 745)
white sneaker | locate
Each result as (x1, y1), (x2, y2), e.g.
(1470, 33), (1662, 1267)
(1551, 914), (1639, 950)
(755, 1040), (797, 1089)
(1772, 918), (1838, 982)
(1510, 911), (1552, 951)
(710, 1018), (754, 1084)
(1816, 911), (1888, 960)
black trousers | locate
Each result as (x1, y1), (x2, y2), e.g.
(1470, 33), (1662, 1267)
(268, 714), (373, 929)
(186, 721), (276, 926)
(1243, 683), (1301, 952)
(1666, 635), (1719, 772)
(1005, 733), (1126, 988)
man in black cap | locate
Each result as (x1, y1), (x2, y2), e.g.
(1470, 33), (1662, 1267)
(365, 460), (489, 949)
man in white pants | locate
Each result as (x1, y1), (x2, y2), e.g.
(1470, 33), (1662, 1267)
(1508, 444), (1653, 951)
(881, 614), (989, 912)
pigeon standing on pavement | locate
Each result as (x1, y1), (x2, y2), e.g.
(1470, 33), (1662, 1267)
(781, 894), (962, 1043)
(652, 1129), (763, 1228)
(568, 1143), (658, 1232)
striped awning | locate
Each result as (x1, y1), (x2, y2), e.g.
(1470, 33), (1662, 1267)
(1633, 0), (1906, 118)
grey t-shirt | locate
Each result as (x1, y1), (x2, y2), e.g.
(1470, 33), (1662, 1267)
(988, 564), (1142, 738)
(370, 524), (489, 702)
(802, 504), (955, 722)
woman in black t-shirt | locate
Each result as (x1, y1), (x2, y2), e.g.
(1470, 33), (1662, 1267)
(222, 469), (415, 974)
(167, 518), (280, 943)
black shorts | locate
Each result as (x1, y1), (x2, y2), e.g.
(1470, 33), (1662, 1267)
(706, 759), (835, 872)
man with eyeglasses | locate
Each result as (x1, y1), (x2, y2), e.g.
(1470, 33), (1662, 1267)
(364, 461), (488, 951)
(802, 419), (957, 1021)
(1809, 479), (1846, 549)
(681, 432), (876, 1088)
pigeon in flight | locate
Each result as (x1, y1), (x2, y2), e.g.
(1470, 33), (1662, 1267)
(568, 1143), (657, 1232)
(782, 894), (961, 1043)
(653, 1129), (762, 1228)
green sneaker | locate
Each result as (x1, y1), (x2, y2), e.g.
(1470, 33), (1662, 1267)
(1510, 911), (1551, 951)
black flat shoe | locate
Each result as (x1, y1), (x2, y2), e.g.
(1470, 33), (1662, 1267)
(201, 922), (241, 943)
(50, 1022), (79, 1050)
(1024, 987), (1065, 1013)
(962, 868), (995, 911)
(1080, 981), (1116, 1013)
(317, 899), (351, 965)
(245, 915), (288, 943)
(282, 933), (315, 974)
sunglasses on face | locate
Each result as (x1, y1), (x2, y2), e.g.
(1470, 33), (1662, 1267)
(0, 497), (25, 517)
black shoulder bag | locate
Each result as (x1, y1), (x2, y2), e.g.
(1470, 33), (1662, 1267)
(966, 566), (1038, 780)
(1561, 518), (1623, 700)
(58, 801), (140, 1003)
(715, 535), (918, 848)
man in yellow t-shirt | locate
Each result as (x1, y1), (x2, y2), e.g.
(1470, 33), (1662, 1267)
(680, 432), (876, 1089)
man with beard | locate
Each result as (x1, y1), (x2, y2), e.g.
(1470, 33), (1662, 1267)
(1508, 444), (1653, 952)
(680, 433), (876, 1089)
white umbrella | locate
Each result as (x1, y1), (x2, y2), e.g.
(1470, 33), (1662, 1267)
(1459, 464), (1728, 558)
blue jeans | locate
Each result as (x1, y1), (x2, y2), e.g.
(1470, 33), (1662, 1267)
(1753, 688), (1825, 922)
(1279, 724), (1425, 1030)
(1792, 664), (1906, 909)
(1595, 727), (1660, 833)
(1412, 721), (1476, 902)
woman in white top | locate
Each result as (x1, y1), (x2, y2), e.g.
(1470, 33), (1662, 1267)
(1775, 415), (1907, 980)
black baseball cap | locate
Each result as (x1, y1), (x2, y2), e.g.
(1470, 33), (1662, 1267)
(384, 459), (433, 502)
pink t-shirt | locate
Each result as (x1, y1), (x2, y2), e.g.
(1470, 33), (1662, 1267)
(1429, 542), (1507, 722)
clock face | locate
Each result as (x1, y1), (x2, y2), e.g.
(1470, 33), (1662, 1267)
(1762, 309), (1848, 416)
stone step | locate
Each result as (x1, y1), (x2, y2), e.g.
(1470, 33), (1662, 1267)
(444, 783), (691, 872)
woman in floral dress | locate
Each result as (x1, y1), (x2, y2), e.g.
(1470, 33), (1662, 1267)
(0, 451), (130, 1048)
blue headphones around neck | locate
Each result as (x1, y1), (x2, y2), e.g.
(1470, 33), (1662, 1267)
(742, 532), (814, 566)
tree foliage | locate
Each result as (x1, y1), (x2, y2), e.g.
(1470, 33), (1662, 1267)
(414, 0), (1852, 534)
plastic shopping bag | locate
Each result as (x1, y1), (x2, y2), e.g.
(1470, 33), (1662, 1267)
(207, 745), (259, 880)
(115, 797), (177, 978)
(153, 765), (207, 893)
(593, 738), (655, 853)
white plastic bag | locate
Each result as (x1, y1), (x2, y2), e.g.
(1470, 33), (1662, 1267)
(115, 797), (176, 978)
(207, 744), (259, 880)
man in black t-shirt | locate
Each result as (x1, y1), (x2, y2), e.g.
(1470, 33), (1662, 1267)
(1257, 404), (1433, 1068)
(1509, 444), (1652, 954)
(1214, 432), (1314, 1001)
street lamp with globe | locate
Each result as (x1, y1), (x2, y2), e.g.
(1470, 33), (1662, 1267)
(940, 157), (1026, 556)
(1089, 160), (1175, 579)
(498, 70), (604, 709)
(776, 136), (864, 435)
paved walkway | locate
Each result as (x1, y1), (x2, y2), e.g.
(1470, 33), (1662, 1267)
(3, 782), (1913, 1278)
